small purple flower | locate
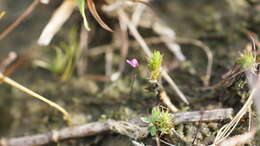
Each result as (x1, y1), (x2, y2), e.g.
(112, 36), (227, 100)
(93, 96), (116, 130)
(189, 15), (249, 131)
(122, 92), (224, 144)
(126, 59), (139, 68)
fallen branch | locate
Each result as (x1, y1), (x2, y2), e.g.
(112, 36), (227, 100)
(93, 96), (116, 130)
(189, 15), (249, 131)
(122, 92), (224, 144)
(0, 108), (233, 146)
(0, 120), (148, 146)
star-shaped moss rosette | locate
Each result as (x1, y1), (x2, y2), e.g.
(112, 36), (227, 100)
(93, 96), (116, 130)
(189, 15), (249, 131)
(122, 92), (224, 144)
(142, 107), (174, 136)
(235, 51), (255, 69)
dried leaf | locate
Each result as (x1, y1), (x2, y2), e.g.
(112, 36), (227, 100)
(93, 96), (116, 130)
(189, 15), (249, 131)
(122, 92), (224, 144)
(77, 0), (90, 31)
(87, 0), (113, 32)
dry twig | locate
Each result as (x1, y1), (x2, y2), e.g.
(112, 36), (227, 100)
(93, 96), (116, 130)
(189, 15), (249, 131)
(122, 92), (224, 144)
(0, 0), (40, 41)
(0, 120), (148, 146)
(0, 108), (233, 146)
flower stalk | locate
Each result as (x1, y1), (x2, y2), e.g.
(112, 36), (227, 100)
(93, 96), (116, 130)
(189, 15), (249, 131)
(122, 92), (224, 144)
(126, 58), (139, 97)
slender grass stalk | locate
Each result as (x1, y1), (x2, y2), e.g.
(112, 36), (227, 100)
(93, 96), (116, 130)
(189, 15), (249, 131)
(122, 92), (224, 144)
(213, 89), (254, 144)
(0, 72), (72, 125)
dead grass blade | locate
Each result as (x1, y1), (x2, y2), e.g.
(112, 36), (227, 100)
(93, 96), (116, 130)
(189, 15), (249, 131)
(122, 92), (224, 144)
(87, 0), (113, 32)
(219, 130), (256, 146)
(0, 72), (72, 124)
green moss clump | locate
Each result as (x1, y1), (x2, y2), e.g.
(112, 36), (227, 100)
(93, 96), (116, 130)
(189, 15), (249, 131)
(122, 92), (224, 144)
(142, 107), (174, 136)
(236, 52), (254, 69)
(148, 51), (163, 81)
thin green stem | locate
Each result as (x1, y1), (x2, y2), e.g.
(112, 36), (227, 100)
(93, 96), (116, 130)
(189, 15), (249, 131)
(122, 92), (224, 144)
(129, 69), (136, 98)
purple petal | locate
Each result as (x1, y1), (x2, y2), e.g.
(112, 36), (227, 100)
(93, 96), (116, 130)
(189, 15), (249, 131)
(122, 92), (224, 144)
(126, 59), (139, 68)
(126, 59), (132, 65)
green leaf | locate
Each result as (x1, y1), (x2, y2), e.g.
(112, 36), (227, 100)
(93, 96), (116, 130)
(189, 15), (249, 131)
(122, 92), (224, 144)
(150, 126), (157, 136)
(151, 107), (160, 121)
(53, 47), (66, 73)
(141, 117), (151, 123)
(77, 0), (90, 31)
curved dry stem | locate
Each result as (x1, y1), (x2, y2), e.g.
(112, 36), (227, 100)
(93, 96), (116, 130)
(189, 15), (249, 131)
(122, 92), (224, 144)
(87, 0), (113, 32)
(0, 72), (72, 125)
(175, 37), (213, 87)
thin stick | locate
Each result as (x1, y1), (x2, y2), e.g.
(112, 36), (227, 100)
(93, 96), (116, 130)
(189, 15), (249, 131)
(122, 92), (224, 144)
(117, 15), (129, 73)
(38, 0), (76, 45)
(219, 129), (256, 146)
(77, 24), (89, 76)
(159, 138), (175, 146)
(248, 107), (252, 132)
(155, 134), (161, 146)
(213, 89), (254, 144)
(192, 110), (204, 144)
(0, 72), (72, 124)
(105, 47), (113, 76)
(0, 0), (40, 41)
(0, 52), (18, 72)
(174, 108), (233, 123)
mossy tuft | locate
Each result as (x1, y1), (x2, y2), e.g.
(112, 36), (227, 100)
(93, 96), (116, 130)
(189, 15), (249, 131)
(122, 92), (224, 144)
(148, 51), (163, 81)
(236, 52), (254, 69)
(142, 107), (174, 136)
